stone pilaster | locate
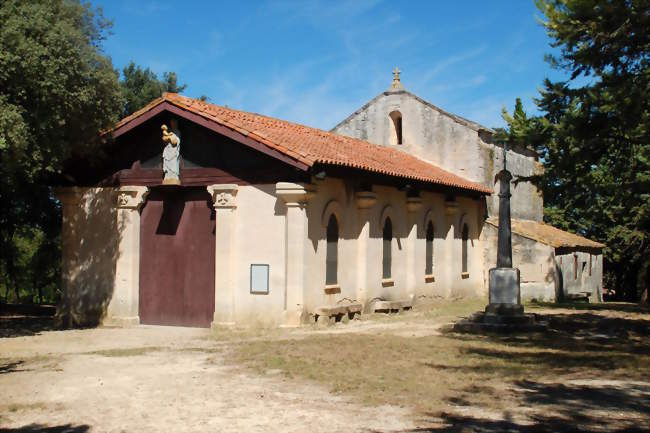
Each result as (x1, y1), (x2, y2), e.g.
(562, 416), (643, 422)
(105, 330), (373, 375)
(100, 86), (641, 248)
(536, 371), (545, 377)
(54, 187), (87, 328)
(405, 196), (422, 299)
(105, 186), (149, 326)
(207, 184), (239, 327)
(355, 191), (377, 310)
(444, 199), (459, 298)
(276, 182), (315, 326)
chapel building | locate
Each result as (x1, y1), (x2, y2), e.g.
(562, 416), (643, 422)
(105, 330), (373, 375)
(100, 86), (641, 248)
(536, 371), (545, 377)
(56, 72), (603, 328)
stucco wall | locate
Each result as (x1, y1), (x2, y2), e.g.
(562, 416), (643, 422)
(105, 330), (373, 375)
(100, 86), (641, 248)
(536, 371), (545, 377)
(58, 180), (488, 328)
(331, 91), (543, 222)
(556, 251), (603, 302)
(57, 187), (118, 326)
(229, 184), (287, 327)
(302, 178), (486, 314)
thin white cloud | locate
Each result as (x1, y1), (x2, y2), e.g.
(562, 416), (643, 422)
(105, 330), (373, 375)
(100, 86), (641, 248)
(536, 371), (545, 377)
(420, 45), (487, 85)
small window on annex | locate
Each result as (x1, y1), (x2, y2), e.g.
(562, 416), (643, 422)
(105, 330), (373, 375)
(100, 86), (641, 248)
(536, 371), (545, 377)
(461, 224), (469, 274)
(389, 111), (403, 145)
(382, 217), (393, 279)
(425, 221), (434, 275)
(326, 214), (339, 285)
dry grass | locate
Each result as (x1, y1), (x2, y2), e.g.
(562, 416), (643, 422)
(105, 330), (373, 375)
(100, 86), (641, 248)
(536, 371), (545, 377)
(85, 346), (164, 357)
(231, 298), (650, 430)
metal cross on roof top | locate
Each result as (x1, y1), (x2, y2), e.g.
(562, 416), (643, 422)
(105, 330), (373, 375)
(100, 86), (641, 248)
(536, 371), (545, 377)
(393, 66), (401, 82)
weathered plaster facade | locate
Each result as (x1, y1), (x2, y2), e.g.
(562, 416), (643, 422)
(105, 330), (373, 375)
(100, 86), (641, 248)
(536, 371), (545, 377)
(57, 178), (485, 327)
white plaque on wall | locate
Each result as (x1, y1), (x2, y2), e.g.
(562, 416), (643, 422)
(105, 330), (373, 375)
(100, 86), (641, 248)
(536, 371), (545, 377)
(250, 264), (269, 294)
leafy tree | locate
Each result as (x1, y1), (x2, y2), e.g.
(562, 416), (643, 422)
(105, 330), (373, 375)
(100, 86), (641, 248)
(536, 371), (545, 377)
(120, 61), (186, 116)
(0, 0), (124, 303)
(501, 0), (649, 300)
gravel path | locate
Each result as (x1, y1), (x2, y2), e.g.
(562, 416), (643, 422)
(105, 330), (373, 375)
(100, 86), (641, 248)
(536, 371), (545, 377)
(0, 326), (413, 433)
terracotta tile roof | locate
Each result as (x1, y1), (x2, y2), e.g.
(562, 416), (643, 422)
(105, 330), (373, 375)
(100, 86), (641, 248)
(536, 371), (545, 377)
(110, 93), (492, 194)
(487, 217), (605, 249)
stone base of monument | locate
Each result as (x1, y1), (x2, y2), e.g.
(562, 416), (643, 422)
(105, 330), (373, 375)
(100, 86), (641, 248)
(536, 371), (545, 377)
(453, 267), (548, 333)
(162, 178), (181, 185)
(453, 310), (547, 333)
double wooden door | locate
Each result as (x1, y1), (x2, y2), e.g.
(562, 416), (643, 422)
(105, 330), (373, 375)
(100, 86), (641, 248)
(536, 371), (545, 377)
(139, 187), (215, 327)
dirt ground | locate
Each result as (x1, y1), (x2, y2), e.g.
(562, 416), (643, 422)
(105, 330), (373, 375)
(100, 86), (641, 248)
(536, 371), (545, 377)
(1, 300), (650, 432)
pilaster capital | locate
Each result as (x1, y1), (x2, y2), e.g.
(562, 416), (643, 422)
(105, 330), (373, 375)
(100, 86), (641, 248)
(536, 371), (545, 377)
(207, 184), (238, 209)
(355, 191), (377, 210)
(55, 187), (86, 206)
(406, 196), (422, 213)
(275, 182), (315, 206)
(445, 200), (459, 216)
(117, 186), (149, 210)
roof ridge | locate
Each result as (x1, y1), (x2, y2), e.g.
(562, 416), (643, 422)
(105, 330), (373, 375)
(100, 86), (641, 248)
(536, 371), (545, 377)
(110, 93), (493, 195)
(330, 89), (494, 134)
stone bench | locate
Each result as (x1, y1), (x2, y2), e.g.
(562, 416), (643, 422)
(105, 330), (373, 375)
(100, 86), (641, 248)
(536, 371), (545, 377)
(564, 292), (591, 303)
(313, 303), (363, 325)
(370, 299), (413, 314)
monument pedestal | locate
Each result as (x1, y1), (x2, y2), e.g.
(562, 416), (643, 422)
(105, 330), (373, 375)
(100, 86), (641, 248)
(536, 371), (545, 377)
(454, 267), (547, 333)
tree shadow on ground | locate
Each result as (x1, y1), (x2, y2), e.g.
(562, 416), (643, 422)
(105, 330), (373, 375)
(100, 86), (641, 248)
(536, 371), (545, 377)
(422, 307), (650, 432)
(0, 360), (26, 374)
(392, 411), (650, 432)
(530, 301), (650, 314)
(377, 380), (650, 432)
(449, 310), (650, 369)
(0, 316), (56, 338)
(0, 424), (90, 433)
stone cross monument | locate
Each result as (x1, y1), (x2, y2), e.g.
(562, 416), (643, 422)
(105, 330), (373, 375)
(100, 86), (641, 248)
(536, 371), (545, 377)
(454, 143), (547, 332)
(486, 144), (524, 316)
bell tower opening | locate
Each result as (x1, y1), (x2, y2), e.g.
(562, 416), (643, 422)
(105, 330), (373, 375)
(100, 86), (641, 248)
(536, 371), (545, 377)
(389, 110), (403, 145)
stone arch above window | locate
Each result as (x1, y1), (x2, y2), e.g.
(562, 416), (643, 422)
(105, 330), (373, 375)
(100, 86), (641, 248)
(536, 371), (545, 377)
(380, 204), (395, 229)
(321, 199), (343, 228)
(389, 110), (403, 145)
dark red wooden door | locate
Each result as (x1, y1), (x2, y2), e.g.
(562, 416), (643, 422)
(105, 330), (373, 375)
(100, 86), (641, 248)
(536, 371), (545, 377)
(139, 187), (215, 327)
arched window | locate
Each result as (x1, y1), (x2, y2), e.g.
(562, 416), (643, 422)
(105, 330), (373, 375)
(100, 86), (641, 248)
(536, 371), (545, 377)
(382, 217), (393, 279)
(326, 214), (338, 285)
(389, 111), (403, 145)
(425, 221), (434, 275)
(461, 224), (469, 273)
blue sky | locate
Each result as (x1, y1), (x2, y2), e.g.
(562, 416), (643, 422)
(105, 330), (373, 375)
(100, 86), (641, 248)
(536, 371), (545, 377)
(96, 0), (567, 130)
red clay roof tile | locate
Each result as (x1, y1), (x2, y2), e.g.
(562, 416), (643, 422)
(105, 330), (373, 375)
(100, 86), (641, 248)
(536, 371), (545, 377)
(110, 93), (492, 194)
(487, 217), (605, 249)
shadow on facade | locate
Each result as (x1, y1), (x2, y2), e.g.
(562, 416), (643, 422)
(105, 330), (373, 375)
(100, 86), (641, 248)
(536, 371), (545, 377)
(57, 189), (124, 328)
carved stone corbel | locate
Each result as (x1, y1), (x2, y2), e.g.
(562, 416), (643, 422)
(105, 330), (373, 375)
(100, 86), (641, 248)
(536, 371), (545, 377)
(406, 196), (423, 213)
(355, 191), (377, 209)
(116, 186), (149, 210)
(207, 184), (239, 209)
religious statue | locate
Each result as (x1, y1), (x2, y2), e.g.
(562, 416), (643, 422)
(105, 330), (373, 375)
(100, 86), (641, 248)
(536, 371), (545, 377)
(161, 119), (181, 185)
